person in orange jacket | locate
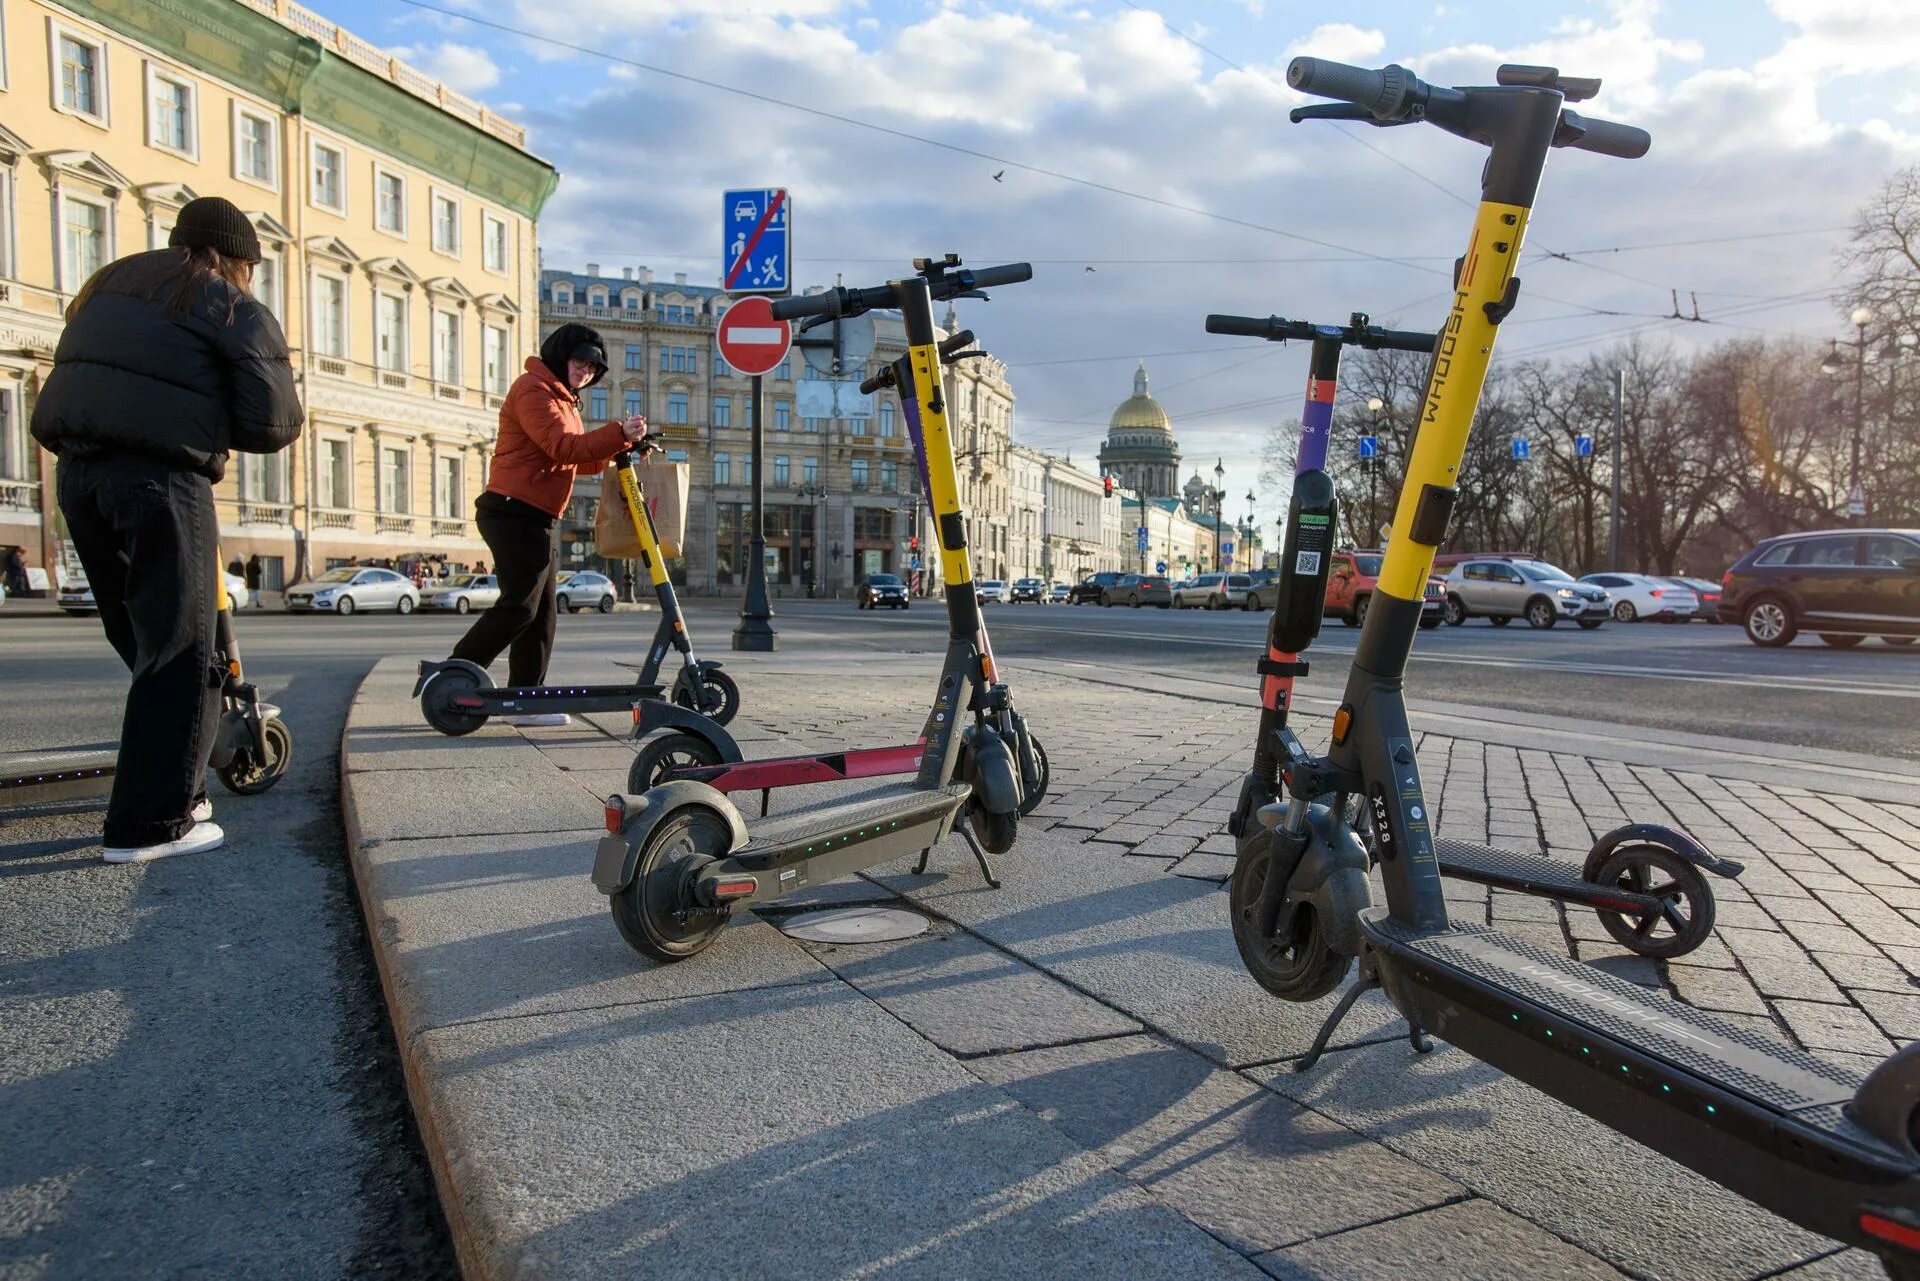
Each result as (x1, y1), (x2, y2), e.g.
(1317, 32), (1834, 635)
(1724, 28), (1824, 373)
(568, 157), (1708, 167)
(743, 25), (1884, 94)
(447, 323), (647, 725)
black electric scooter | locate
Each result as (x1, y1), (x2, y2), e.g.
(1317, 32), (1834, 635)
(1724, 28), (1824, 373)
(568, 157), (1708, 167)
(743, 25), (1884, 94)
(1, 549), (292, 808)
(1209, 309), (1740, 963)
(413, 439), (741, 739)
(590, 257), (1036, 962)
(1227, 56), (1920, 1280)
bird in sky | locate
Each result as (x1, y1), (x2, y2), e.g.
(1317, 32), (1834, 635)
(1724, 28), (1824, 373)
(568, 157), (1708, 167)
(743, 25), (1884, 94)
(992, 170), (1005, 182)
(1085, 266), (1096, 273)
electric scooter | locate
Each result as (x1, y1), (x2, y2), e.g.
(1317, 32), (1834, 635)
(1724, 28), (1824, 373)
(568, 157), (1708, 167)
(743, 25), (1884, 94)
(622, 323), (1048, 849)
(1208, 309), (1739, 963)
(590, 257), (1036, 960)
(413, 439), (741, 739)
(1, 548), (292, 808)
(1226, 56), (1920, 1280)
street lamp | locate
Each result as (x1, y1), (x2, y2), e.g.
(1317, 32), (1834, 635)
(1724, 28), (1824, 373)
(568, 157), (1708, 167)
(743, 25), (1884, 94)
(796, 481), (825, 596)
(1365, 396), (1386, 543)
(1820, 305), (1874, 525)
(1212, 458), (1225, 572)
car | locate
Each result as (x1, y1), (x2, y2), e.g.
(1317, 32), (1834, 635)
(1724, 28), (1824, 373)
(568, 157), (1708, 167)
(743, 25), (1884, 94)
(1663, 576), (1724, 621)
(421, 573), (501, 614)
(58, 579), (96, 615)
(1047, 582), (1071, 604)
(1103, 573), (1172, 608)
(285, 567), (419, 615)
(1173, 572), (1256, 610)
(1579, 573), (1697, 623)
(858, 573), (909, 609)
(1009, 577), (1046, 603)
(1071, 570), (1127, 604)
(975, 579), (1008, 604)
(1322, 550), (1446, 629)
(1443, 558), (1610, 629)
(556, 570), (617, 613)
(1719, 528), (1920, 648)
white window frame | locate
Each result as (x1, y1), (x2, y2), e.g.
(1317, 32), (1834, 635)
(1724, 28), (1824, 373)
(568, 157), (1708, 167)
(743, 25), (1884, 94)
(59, 191), (111, 293)
(0, 169), (15, 280)
(230, 101), (278, 191)
(317, 435), (353, 510)
(482, 323), (508, 395)
(49, 21), (107, 126)
(312, 269), (348, 359)
(144, 63), (198, 161)
(431, 308), (460, 386)
(0, 382), (27, 481)
(481, 210), (509, 275)
(380, 444), (411, 514)
(254, 244), (283, 321)
(0, 2), (10, 93)
(240, 450), (290, 503)
(373, 165), (407, 239)
(550, 282), (572, 305)
(429, 186), (460, 258)
(308, 136), (346, 215)
(375, 289), (408, 375)
(434, 453), (462, 519)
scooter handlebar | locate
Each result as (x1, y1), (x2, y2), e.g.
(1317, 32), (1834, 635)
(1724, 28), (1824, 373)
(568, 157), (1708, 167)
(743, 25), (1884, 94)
(954, 263), (1032, 291)
(1286, 57), (1421, 120)
(1559, 109), (1651, 159)
(1205, 313), (1285, 338)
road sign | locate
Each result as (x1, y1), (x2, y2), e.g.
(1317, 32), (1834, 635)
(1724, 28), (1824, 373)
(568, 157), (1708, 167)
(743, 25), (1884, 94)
(1155, 561), (1167, 574)
(1358, 436), (1379, 460)
(795, 379), (873, 419)
(798, 313), (875, 377)
(1222, 541), (1234, 556)
(1575, 434), (1594, 458)
(1849, 483), (1867, 517)
(723, 188), (790, 294)
(1135, 526), (1149, 552)
(716, 296), (792, 377)
(1511, 437), (1531, 461)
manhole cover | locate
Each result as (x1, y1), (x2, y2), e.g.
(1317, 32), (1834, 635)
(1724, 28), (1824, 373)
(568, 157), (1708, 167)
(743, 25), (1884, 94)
(778, 906), (929, 944)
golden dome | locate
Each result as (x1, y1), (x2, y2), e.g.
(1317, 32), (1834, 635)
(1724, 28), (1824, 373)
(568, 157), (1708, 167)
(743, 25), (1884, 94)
(1108, 362), (1171, 434)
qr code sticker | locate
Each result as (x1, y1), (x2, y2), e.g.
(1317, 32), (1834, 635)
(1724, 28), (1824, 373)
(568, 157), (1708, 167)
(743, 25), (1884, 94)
(1295, 551), (1321, 576)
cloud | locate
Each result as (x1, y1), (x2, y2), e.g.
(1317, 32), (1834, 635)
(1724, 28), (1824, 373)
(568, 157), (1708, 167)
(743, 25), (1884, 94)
(1283, 22), (1387, 68)
(392, 41), (503, 93)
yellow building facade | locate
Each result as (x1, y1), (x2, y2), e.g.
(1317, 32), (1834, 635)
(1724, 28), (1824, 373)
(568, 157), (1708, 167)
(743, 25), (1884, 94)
(0, 0), (555, 590)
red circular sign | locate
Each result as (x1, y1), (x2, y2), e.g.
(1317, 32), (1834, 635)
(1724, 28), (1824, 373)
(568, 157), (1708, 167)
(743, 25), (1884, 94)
(715, 296), (793, 378)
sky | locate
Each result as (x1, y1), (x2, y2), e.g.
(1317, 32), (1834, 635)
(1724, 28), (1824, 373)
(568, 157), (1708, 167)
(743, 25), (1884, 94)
(327, 0), (1920, 519)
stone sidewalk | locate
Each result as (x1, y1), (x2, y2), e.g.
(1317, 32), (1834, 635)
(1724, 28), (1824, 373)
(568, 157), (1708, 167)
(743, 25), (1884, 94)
(342, 647), (1920, 1281)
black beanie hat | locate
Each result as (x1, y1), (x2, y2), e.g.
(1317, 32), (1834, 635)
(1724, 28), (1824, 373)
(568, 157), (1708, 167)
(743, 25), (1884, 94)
(168, 197), (262, 263)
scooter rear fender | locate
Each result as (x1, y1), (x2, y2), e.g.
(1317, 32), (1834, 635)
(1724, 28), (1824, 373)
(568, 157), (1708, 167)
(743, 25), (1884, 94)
(413, 657), (487, 699)
(629, 701), (743, 759)
(1584, 823), (1744, 881)
(591, 781), (747, 895)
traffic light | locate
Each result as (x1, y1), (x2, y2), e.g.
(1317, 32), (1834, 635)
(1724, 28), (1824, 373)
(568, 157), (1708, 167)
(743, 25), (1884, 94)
(1103, 475), (1114, 497)
(910, 536), (920, 553)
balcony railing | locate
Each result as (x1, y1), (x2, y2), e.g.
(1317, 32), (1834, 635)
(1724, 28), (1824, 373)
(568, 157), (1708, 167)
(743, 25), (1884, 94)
(431, 518), (467, 538)
(376, 514), (415, 535)
(315, 508), (356, 529)
(0, 478), (39, 512)
(237, 501), (294, 525)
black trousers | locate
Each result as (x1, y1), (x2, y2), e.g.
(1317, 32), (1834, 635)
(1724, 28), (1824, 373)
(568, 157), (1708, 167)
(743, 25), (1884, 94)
(57, 454), (219, 848)
(451, 492), (559, 687)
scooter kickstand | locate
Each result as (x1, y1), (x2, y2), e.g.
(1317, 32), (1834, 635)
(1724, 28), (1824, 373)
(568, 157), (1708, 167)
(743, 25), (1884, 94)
(761, 789), (771, 818)
(914, 847), (932, 875)
(1408, 1021), (1433, 1055)
(957, 820), (1003, 889)
(1296, 976), (1377, 1073)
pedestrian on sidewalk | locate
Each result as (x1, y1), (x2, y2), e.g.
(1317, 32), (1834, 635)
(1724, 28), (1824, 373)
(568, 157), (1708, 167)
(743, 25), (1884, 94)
(30, 196), (303, 863)
(4, 545), (27, 598)
(445, 323), (647, 727)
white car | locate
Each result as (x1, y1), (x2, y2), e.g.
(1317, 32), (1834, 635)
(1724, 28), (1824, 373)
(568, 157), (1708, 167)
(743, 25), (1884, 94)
(975, 579), (1008, 604)
(285, 567), (419, 615)
(420, 573), (500, 614)
(556, 571), (618, 613)
(1580, 572), (1699, 623)
(59, 571), (249, 614)
(225, 573), (250, 610)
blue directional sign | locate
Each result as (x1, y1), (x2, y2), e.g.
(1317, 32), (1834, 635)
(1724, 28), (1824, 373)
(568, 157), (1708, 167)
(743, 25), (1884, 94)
(722, 188), (790, 295)
(1155, 561), (1167, 575)
(1135, 526), (1149, 552)
(1358, 436), (1379, 460)
(1511, 437), (1531, 461)
(1575, 434), (1595, 458)
(1222, 541), (1234, 556)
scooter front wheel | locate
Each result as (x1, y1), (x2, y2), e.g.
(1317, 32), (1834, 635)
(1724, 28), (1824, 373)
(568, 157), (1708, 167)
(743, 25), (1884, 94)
(628, 732), (721, 793)
(969, 802), (1019, 855)
(673, 667), (741, 726)
(610, 807), (734, 962)
(421, 666), (490, 736)
(1016, 736), (1050, 817)
(1230, 830), (1352, 1001)
(1592, 843), (1716, 958)
(216, 716), (293, 795)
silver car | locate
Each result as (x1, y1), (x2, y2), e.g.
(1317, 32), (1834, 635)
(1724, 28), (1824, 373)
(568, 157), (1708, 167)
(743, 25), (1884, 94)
(1173, 572), (1254, 610)
(1443, 558), (1610, 629)
(285, 567), (420, 616)
(556, 571), (618, 613)
(420, 573), (500, 614)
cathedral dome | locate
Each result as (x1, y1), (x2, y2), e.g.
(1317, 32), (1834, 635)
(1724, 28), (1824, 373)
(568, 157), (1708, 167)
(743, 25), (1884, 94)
(1097, 362), (1182, 500)
(1108, 363), (1172, 433)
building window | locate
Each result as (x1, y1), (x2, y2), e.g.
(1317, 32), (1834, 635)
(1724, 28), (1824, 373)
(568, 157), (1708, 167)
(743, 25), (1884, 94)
(714, 350), (733, 378)
(375, 168), (406, 235)
(436, 455), (462, 518)
(882, 460), (898, 491)
(240, 451), (289, 503)
(802, 417), (824, 433)
(803, 456), (818, 486)
(588, 286), (607, 307)
(550, 282), (571, 305)
(255, 247), (281, 321)
(433, 310), (459, 384)
(0, 386), (25, 480)
(318, 438), (350, 508)
(667, 392), (689, 424)
(481, 212), (508, 273)
(380, 445), (410, 513)
(773, 456), (790, 487)
(376, 292), (407, 373)
(774, 357), (791, 381)
(310, 140), (345, 214)
(313, 274), (346, 357)
(774, 400), (791, 431)
(624, 344), (642, 371)
(483, 324), (508, 395)
(851, 458), (869, 489)
(431, 191), (459, 255)
(622, 290), (641, 311)
(55, 27), (106, 122)
(712, 452), (730, 485)
(233, 104), (277, 188)
(712, 396), (730, 428)
(850, 415), (868, 437)
(625, 389), (643, 418)
(0, 171), (13, 279)
(61, 195), (107, 290)
(589, 387), (608, 420)
(880, 401), (896, 435)
(146, 66), (196, 157)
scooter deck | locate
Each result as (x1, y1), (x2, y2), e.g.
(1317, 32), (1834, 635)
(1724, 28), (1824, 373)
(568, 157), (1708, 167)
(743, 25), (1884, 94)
(1362, 911), (1918, 1248)
(1, 746), (117, 806)
(727, 781), (972, 875)
(453, 683), (668, 714)
(1434, 836), (1661, 914)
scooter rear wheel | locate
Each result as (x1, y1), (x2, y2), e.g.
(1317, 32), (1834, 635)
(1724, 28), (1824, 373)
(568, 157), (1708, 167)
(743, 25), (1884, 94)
(421, 667), (490, 736)
(673, 667), (741, 726)
(610, 807), (733, 962)
(628, 732), (722, 793)
(216, 716), (293, 795)
(1592, 843), (1716, 958)
(1230, 830), (1352, 1001)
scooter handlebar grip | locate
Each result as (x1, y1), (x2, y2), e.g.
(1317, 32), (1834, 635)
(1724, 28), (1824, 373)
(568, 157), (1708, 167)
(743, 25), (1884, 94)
(859, 371), (890, 395)
(963, 262), (1032, 290)
(1205, 314), (1272, 337)
(1561, 110), (1650, 159)
(769, 290), (844, 321)
(1287, 57), (1390, 108)
(1372, 327), (1439, 353)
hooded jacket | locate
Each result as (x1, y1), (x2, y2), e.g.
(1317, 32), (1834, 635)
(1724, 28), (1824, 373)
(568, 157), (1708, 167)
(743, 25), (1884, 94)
(30, 249), (303, 481)
(484, 324), (626, 519)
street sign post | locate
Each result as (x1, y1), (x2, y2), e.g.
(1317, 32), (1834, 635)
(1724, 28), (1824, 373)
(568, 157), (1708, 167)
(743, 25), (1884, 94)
(1135, 526), (1149, 553)
(1358, 436), (1379, 459)
(722, 188), (790, 295)
(1155, 561), (1167, 575)
(1849, 483), (1867, 517)
(1511, 437), (1531, 461)
(722, 295), (793, 653)
(716, 297), (792, 377)
(1575, 434), (1594, 458)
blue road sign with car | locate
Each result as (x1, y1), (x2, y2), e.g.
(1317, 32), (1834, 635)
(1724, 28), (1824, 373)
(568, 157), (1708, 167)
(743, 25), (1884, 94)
(723, 188), (790, 295)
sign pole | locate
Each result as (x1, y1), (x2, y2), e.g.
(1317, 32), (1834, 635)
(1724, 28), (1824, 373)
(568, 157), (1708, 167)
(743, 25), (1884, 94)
(734, 372), (777, 650)
(1608, 366), (1624, 571)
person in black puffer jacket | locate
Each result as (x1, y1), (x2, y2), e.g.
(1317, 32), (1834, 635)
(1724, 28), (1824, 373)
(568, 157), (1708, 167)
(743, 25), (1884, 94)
(31, 196), (303, 863)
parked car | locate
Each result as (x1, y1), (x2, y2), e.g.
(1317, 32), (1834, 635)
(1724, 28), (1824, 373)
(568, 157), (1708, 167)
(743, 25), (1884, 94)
(285, 567), (420, 615)
(1443, 558), (1610, 629)
(556, 571), (618, 613)
(1663, 576), (1724, 621)
(1046, 582), (1072, 604)
(1579, 573), (1698, 623)
(1009, 577), (1047, 603)
(1104, 573), (1172, 608)
(858, 573), (909, 609)
(1072, 571), (1127, 605)
(976, 579), (1008, 604)
(1323, 550), (1445, 629)
(1719, 528), (1920, 648)
(421, 573), (501, 614)
(58, 579), (96, 615)
(1173, 572), (1257, 610)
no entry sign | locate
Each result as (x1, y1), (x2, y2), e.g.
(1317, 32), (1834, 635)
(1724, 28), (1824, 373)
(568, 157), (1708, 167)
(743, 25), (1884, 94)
(716, 297), (792, 378)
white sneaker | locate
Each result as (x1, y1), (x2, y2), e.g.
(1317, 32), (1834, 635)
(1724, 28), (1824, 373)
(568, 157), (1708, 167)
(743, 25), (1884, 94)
(504, 713), (572, 728)
(103, 821), (225, 864)
(191, 797), (213, 823)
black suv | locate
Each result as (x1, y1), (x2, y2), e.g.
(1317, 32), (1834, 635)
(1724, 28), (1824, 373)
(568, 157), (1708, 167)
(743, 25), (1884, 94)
(1720, 529), (1920, 648)
(1070, 571), (1126, 605)
(857, 573), (909, 610)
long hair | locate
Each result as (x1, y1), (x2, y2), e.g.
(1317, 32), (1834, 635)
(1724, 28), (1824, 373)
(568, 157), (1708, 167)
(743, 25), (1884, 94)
(66, 245), (255, 323)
